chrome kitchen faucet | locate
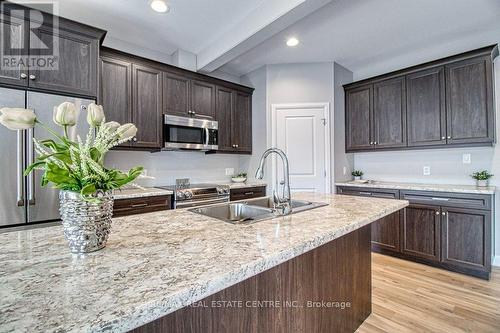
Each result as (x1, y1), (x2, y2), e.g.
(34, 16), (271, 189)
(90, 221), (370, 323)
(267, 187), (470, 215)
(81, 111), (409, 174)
(255, 148), (292, 215)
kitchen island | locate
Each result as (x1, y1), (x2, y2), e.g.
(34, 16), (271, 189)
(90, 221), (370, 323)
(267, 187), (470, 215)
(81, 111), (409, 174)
(0, 193), (408, 333)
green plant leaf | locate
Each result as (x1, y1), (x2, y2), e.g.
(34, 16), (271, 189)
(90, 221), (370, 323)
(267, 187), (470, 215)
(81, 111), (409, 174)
(24, 161), (46, 176)
(80, 183), (97, 196)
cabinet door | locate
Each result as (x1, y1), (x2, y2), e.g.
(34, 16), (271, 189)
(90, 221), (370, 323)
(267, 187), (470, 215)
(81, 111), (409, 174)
(99, 56), (132, 147)
(401, 204), (441, 262)
(407, 67), (446, 147)
(370, 192), (400, 253)
(163, 72), (190, 117)
(441, 207), (491, 273)
(191, 79), (215, 119)
(345, 84), (373, 151)
(373, 76), (406, 148)
(132, 64), (162, 148)
(215, 86), (233, 151)
(29, 27), (98, 97)
(232, 90), (252, 153)
(445, 56), (494, 145)
(0, 13), (29, 87)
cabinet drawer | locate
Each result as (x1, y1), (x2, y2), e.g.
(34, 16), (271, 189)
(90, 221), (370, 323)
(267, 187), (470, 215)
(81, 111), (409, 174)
(113, 195), (171, 217)
(337, 186), (399, 199)
(230, 186), (266, 201)
(400, 190), (491, 210)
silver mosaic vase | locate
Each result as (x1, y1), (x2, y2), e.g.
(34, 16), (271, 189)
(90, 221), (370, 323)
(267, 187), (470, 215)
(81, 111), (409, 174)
(59, 190), (114, 254)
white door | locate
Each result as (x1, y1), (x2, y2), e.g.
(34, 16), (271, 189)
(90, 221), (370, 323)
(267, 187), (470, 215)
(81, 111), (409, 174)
(273, 103), (330, 194)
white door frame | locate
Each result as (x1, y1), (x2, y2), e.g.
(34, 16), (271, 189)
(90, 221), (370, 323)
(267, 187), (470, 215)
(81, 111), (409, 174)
(270, 102), (331, 194)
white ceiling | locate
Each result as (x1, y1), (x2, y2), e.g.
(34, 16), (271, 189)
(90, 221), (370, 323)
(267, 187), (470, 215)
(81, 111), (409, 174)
(219, 0), (500, 79)
(45, 0), (268, 57)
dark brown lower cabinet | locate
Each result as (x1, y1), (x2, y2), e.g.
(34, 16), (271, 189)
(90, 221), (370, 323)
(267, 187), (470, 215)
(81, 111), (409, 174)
(401, 204), (441, 262)
(113, 195), (172, 217)
(336, 186), (493, 279)
(441, 207), (491, 276)
(230, 186), (266, 201)
(132, 225), (372, 333)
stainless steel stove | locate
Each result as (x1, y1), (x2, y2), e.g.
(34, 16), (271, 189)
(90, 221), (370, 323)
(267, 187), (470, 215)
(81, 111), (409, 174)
(158, 179), (230, 209)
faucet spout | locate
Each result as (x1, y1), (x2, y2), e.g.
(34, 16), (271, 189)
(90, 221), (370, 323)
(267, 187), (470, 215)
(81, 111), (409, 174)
(255, 148), (292, 215)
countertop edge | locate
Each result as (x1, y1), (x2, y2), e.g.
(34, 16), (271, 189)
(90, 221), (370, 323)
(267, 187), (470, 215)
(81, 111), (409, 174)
(106, 199), (408, 333)
(335, 182), (496, 195)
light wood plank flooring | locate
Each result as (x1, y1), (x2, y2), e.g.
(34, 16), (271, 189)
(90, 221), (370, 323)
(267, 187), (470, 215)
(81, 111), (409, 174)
(357, 253), (500, 333)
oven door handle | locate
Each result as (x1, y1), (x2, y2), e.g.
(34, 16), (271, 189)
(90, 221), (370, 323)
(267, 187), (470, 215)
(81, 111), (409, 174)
(176, 196), (229, 209)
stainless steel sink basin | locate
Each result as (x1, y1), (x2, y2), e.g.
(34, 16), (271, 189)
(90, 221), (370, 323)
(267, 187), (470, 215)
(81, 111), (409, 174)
(189, 203), (275, 224)
(188, 197), (329, 224)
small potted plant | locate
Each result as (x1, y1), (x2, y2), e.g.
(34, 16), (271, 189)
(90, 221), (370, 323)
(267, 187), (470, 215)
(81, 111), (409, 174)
(231, 172), (247, 183)
(471, 171), (493, 187)
(352, 170), (364, 181)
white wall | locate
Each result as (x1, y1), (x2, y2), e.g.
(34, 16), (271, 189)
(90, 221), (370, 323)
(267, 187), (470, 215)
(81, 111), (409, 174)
(240, 63), (336, 190)
(354, 57), (500, 262)
(333, 63), (354, 184)
(105, 151), (241, 187)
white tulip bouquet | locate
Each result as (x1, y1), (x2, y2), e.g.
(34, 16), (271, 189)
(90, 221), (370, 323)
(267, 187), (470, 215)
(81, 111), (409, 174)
(0, 102), (143, 200)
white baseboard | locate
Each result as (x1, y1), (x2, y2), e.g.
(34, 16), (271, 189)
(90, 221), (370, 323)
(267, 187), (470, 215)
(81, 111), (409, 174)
(493, 256), (500, 267)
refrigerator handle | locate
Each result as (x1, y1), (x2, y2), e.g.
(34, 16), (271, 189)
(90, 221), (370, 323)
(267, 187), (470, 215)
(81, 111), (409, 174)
(16, 130), (25, 206)
(27, 127), (35, 205)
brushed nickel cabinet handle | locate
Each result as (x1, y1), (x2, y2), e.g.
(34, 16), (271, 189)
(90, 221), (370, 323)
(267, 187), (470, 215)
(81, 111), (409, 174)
(435, 211), (440, 215)
(131, 203), (148, 208)
(441, 136), (445, 140)
(29, 74), (36, 80)
(244, 192), (254, 196)
(441, 212), (446, 216)
(20, 73), (27, 79)
(447, 136), (451, 139)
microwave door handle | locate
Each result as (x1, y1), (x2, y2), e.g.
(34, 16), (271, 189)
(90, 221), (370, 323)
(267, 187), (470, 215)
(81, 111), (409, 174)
(204, 128), (209, 146)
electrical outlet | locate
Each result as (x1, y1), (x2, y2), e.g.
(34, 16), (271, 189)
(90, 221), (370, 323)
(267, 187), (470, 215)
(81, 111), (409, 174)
(423, 166), (431, 176)
(225, 168), (235, 176)
(462, 153), (471, 164)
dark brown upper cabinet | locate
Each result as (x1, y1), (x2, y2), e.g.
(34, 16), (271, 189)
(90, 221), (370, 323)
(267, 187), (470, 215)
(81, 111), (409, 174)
(99, 49), (163, 150)
(100, 48), (254, 152)
(344, 45), (498, 153)
(163, 74), (215, 120)
(99, 54), (132, 148)
(215, 86), (234, 151)
(0, 12), (28, 87)
(190, 80), (215, 119)
(373, 76), (406, 148)
(216, 86), (253, 154)
(29, 26), (99, 97)
(163, 72), (190, 117)
(132, 64), (162, 149)
(446, 56), (494, 145)
(0, 4), (105, 97)
(406, 66), (446, 147)
(345, 84), (373, 151)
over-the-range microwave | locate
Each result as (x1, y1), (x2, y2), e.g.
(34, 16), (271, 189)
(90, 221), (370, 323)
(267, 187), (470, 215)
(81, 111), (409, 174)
(163, 115), (218, 151)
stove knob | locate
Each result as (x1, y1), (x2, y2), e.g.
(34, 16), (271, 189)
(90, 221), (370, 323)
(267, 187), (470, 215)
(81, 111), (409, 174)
(184, 190), (193, 200)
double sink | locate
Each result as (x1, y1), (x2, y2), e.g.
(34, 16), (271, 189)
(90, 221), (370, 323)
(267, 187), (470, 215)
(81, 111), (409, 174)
(189, 196), (328, 224)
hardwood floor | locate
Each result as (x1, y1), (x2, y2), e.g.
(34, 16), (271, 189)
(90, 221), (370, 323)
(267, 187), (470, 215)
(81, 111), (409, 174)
(357, 253), (500, 333)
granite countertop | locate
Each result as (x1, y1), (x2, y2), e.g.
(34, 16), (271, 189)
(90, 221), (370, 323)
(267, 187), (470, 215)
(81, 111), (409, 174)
(0, 193), (408, 333)
(112, 188), (173, 200)
(335, 180), (496, 195)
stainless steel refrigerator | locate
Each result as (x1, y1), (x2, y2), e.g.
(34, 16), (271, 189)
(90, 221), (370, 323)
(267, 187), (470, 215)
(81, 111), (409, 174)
(0, 87), (94, 227)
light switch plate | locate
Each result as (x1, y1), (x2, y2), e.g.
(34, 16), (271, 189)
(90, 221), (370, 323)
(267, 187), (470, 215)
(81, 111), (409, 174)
(462, 154), (471, 164)
(423, 166), (431, 176)
(225, 168), (235, 176)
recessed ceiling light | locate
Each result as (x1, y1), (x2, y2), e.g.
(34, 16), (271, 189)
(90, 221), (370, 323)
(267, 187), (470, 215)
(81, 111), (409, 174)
(286, 37), (299, 47)
(150, 0), (169, 13)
